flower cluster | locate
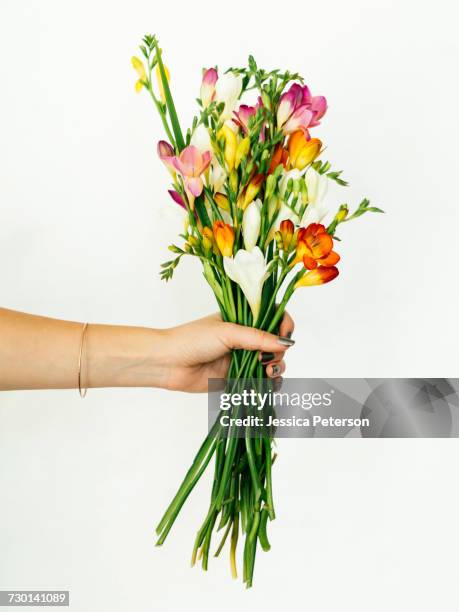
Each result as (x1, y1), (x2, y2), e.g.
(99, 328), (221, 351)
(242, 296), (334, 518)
(133, 34), (382, 588)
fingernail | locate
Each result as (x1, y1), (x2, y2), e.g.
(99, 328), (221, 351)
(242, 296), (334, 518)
(286, 331), (293, 339)
(260, 351), (275, 364)
(271, 364), (281, 376)
(274, 377), (283, 391)
(278, 336), (295, 346)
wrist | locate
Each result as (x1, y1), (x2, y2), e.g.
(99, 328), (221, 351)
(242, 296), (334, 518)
(85, 324), (169, 389)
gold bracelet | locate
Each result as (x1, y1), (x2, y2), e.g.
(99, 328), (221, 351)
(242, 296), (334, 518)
(78, 322), (89, 398)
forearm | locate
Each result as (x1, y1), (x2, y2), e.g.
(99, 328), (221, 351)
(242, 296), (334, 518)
(0, 308), (168, 390)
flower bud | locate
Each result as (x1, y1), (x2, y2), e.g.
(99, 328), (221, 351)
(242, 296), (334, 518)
(229, 169), (239, 193)
(243, 174), (264, 210)
(279, 219), (294, 251)
(213, 220), (235, 257)
(214, 193), (230, 212)
(235, 136), (250, 169)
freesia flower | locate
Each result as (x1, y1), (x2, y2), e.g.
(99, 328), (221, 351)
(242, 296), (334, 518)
(213, 220), (235, 256)
(131, 56), (147, 92)
(242, 199), (262, 251)
(292, 223), (340, 269)
(209, 162), (227, 192)
(223, 247), (270, 321)
(191, 124), (212, 154)
(288, 131), (322, 170)
(279, 219), (294, 250)
(168, 190), (186, 209)
(172, 145), (211, 198)
(235, 136), (250, 169)
(233, 104), (257, 134)
(268, 144), (289, 175)
(200, 68), (218, 108)
(214, 193), (231, 212)
(243, 174), (264, 209)
(294, 266), (339, 289)
(155, 63), (170, 103)
(157, 140), (176, 174)
(300, 167), (329, 226)
(217, 122), (238, 171)
(277, 83), (327, 135)
(215, 73), (243, 120)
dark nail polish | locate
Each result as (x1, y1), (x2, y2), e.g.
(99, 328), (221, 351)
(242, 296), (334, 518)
(271, 364), (281, 376)
(286, 331), (293, 339)
(278, 336), (295, 347)
(260, 351), (275, 364)
(274, 376), (283, 391)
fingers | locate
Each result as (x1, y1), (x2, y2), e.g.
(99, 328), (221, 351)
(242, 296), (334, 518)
(265, 360), (285, 378)
(278, 310), (295, 340)
(220, 323), (295, 354)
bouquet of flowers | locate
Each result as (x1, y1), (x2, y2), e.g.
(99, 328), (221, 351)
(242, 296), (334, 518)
(132, 34), (382, 587)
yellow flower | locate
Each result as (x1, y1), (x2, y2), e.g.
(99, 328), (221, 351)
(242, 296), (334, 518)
(155, 64), (170, 103)
(131, 56), (146, 93)
(243, 174), (264, 210)
(235, 136), (250, 169)
(217, 123), (238, 171)
(214, 193), (231, 212)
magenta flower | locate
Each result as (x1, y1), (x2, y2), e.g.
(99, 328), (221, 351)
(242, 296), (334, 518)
(200, 68), (218, 108)
(277, 83), (327, 134)
(168, 190), (186, 209)
(172, 145), (212, 197)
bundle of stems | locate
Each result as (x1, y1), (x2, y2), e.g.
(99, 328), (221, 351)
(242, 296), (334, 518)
(132, 33), (382, 587)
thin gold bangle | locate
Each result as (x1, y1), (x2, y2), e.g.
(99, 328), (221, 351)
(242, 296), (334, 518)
(78, 322), (89, 398)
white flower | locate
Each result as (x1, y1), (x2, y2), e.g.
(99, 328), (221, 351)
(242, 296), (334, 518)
(242, 199), (262, 251)
(190, 124), (212, 154)
(215, 73), (243, 120)
(300, 167), (329, 226)
(223, 247), (269, 322)
(209, 162), (227, 192)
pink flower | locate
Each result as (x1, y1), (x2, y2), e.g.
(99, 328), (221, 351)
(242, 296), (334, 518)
(233, 104), (257, 134)
(200, 68), (218, 108)
(277, 83), (327, 134)
(157, 141), (176, 174)
(172, 145), (212, 197)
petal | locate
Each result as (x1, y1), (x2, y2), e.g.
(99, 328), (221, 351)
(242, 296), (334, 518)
(168, 190), (186, 209)
(318, 250), (340, 267)
(295, 266), (339, 288)
(310, 96), (327, 121)
(200, 150), (212, 173)
(179, 145), (203, 176)
(283, 106), (314, 134)
(185, 176), (204, 197)
(303, 255), (318, 270)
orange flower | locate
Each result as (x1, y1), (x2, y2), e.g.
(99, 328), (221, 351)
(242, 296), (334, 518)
(279, 219), (294, 250)
(292, 223), (340, 269)
(288, 131), (322, 170)
(294, 266), (339, 289)
(213, 221), (235, 257)
(268, 144), (289, 175)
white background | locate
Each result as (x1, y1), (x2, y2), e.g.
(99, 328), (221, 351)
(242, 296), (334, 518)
(1, 0), (459, 610)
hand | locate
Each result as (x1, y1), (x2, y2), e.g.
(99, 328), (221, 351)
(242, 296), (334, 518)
(159, 312), (295, 393)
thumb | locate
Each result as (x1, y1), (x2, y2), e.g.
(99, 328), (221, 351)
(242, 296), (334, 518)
(220, 322), (295, 353)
